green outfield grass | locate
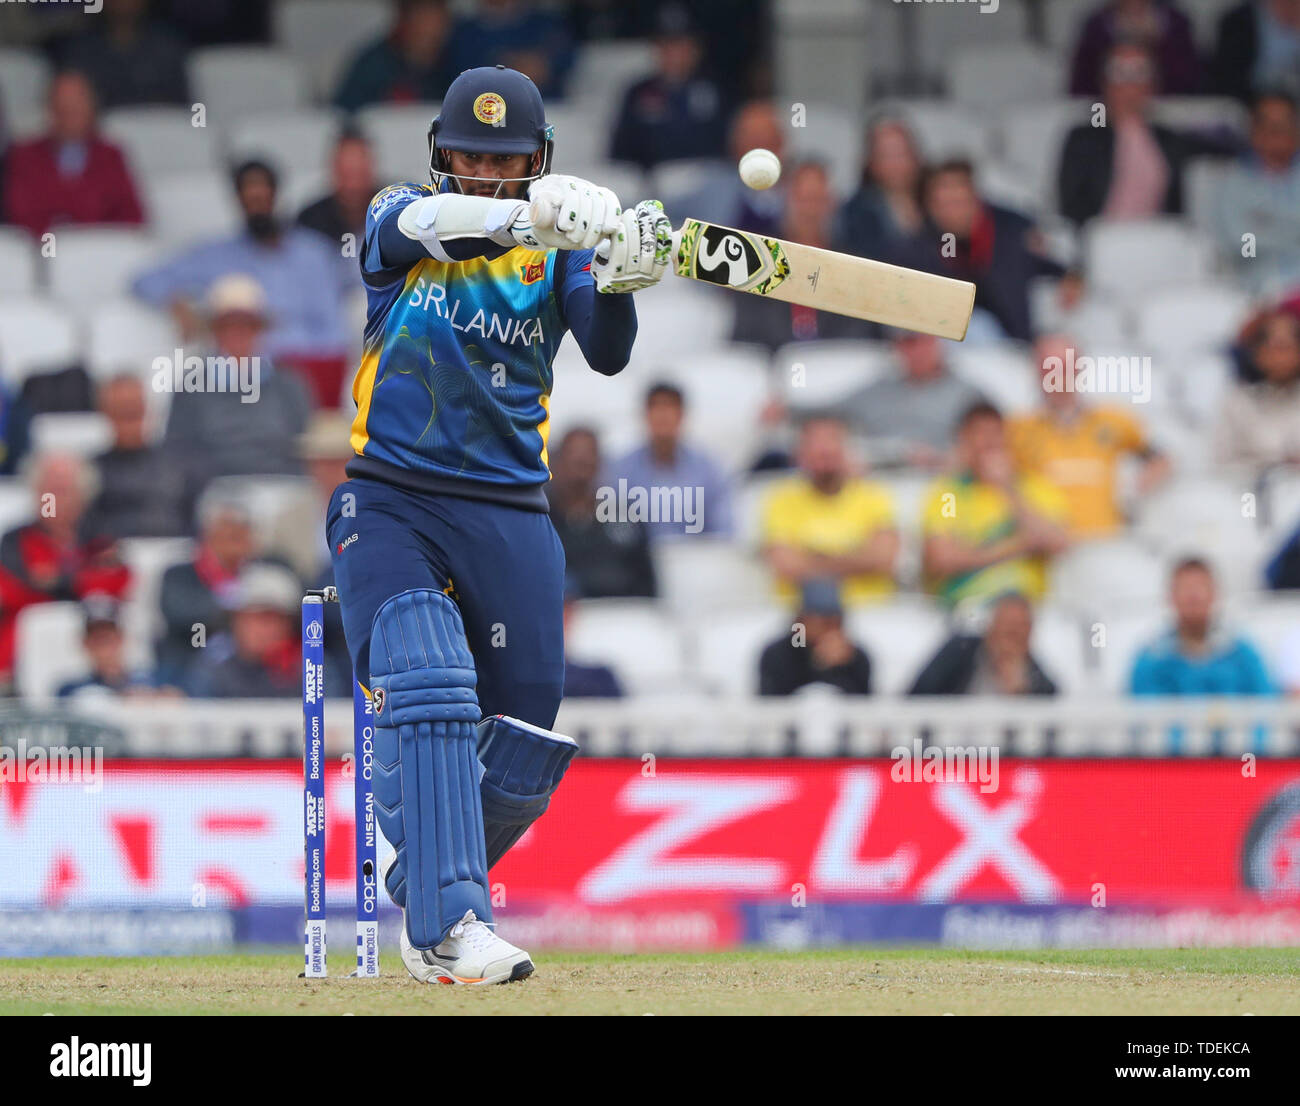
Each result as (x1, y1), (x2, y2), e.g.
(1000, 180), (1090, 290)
(2, 947), (1298, 1015)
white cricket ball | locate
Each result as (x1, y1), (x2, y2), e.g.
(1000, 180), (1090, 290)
(738, 147), (781, 191)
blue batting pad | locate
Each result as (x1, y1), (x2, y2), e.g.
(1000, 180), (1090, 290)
(369, 589), (489, 949)
(478, 715), (578, 869)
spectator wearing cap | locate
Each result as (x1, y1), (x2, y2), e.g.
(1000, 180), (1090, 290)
(562, 578), (624, 698)
(187, 563), (309, 698)
(921, 402), (1070, 610)
(758, 578), (872, 696)
(0, 453), (132, 690)
(2, 69), (144, 238)
(909, 593), (1058, 696)
(132, 159), (352, 408)
(604, 382), (733, 541)
(1212, 91), (1300, 293)
(760, 417), (898, 606)
(1214, 310), (1300, 468)
(610, 5), (728, 171)
(297, 129), (381, 250)
(160, 274), (312, 509)
(833, 331), (984, 471)
(548, 427), (657, 599)
(83, 373), (188, 539)
(452, 0), (576, 99)
(56, 596), (155, 702)
(155, 495), (258, 686)
(334, 0), (459, 110)
(1067, 0), (1201, 97)
(58, 0), (190, 109)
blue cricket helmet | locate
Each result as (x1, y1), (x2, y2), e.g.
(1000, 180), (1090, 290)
(428, 65), (554, 192)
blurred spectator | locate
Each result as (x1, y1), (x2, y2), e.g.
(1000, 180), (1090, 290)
(730, 161), (878, 348)
(604, 382), (733, 540)
(132, 159), (351, 408)
(1008, 334), (1170, 539)
(297, 129), (380, 249)
(2, 69), (144, 238)
(548, 427), (657, 598)
(59, 0), (189, 109)
(188, 563), (305, 699)
(562, 580), (624, 698)
(1069, 0), (1201, 97)
(1213, 0), (1300, 103)
(453, 0), (576, 99)
(0, 453), (132, 689)
(895, 159), (1065, 342)
(663, 99), (786, 234)
(1131, 557), (1274, 697)
(909, 592), (1058, 696)
(334, 0), (458, 111)
(1212, 91), (1300, 292)
(1214, 310), (1300, 467)
(760, 417), (898, 605)
(1059, 42), (1211, 226)
(156, 495), (257, 686)
(160, 275), (311, 509)
(922, 402), (1070, 610)
(159, 0), (270, 45)
(838, 116), (926, 262)
(758, 578), (872, 696)
(0, 383), (32, 477)
(56, 596), (154, 702)
(835, 331), (982, 471)
(82, 373), (188, 539)
(610, 5), (727, 171)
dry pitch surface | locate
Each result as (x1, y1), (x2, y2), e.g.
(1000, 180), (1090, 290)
(2, 948), (1298, 1015)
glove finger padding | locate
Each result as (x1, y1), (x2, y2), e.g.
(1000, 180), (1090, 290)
(594, 200), (672, 294)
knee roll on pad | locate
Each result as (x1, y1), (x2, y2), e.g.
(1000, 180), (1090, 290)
(369, 588), (490, 949)
(478, 715), (578, 869)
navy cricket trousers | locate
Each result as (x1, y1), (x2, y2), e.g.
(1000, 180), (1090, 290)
(327, 477), (566, 729)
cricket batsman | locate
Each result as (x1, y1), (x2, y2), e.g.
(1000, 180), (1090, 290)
(326, 65), (670, 984)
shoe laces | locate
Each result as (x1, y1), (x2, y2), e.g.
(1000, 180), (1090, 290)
(449, 910), (498, 952)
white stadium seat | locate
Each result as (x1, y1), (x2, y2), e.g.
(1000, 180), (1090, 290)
(998, 100), (1093, 215)
(118, 537), (196, 645)
(787, 102), (865, 196)
(0, 479), (35, 535)
(1090, 606), (1169, 694)
(16, 600), (152, 704)
(45, 227), (158, 309)
(890, 100), (993, 163)
(694, 607), (788, 695)
(948, 44), (1065, 109)
(907, 0), (1031, 87)
(627, 287), (732, 353)
(773, 339), (894, 409)
(144, 170), (243, 245)
(0, 296), (80, 384)
(1029, 285), (1132, 349)
(0, 228), (37, 296)
(542, 104), (606, 169)
(1084, 218), (1214, 299)
(85, 299), (181, 380)
(1175, 351), (1234, 428)
(947, 342), (1039, 414)
(356, 103), (440, 183)
(1232, 597), (1300, 689)
(564, 40), (655, 122)
(1048, 538), (1167, 616)
(102, 106), (219, 177)
(1134, 284), (1251, 356)
(226, 110), (345, 178)
(1041, 0), (1099, 51)
(188, 46), (308, 125)
(28, 413), (114, 459)
(1030, 604), (1091, 695)
(566, 598), (687, 695)
(847, 597), (950, 695)
(273, 0), (392, 100)
(654, 538), (771, 615)
(0, 47), (50, 120)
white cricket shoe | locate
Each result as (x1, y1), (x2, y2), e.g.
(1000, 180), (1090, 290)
(400, 909), (534, 985)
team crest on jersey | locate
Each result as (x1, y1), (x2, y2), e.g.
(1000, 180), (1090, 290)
(473, 92), (507, 127)
(520, 259), (546, 284)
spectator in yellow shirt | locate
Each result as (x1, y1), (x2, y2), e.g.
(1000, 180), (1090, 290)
(923, 401), (1070, 608)
(760, 417), (899, 605)
(1009, 333), (1170, 538)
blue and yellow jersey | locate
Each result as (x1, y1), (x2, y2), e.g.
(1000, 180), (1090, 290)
(347, 182), (599, 507)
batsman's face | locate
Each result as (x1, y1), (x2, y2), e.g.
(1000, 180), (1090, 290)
(446, 150), (537, 199)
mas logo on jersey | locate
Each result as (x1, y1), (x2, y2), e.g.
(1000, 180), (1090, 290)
(473, 92), (507, 127)
(369, 184), (424, 220)
(519, 259), (546, 284)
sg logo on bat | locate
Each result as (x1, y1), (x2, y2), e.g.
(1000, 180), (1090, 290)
(676, 219), (790, 296)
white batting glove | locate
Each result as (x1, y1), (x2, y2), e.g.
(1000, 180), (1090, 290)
(527, 174), (622, 250)
(593, 200), (673, 294)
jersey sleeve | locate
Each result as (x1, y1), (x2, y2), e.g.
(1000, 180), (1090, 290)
(360, 183), (430, 287)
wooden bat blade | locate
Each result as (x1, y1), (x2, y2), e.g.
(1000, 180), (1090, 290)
(671, 218), (976, 341)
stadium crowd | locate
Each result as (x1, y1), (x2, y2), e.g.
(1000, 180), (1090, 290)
(0, 0), (1298, 726)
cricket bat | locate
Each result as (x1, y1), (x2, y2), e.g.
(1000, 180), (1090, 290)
(669, 218), (976, 341)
